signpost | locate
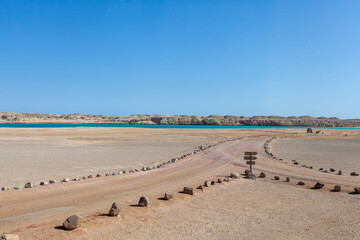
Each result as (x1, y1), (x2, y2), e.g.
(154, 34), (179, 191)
(244, 151), (258, 176)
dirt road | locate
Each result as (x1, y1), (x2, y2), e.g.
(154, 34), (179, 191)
(0, 137), (359, 239)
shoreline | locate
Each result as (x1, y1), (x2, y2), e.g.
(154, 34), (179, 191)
(1, 122), (360, 129)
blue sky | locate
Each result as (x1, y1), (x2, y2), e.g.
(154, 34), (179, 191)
(0, 1), (359, 119)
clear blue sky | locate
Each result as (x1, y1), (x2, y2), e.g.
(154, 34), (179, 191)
(1, 1), (359, 119)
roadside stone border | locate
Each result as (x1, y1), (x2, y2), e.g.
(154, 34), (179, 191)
(1, 138), (237, 192)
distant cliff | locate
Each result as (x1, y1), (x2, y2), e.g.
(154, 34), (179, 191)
(1, 112), (359, 127)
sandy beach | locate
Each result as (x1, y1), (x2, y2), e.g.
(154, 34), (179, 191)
(0, 127), (360, 239)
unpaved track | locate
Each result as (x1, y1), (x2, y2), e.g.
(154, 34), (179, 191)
(0, 137), (359, 239)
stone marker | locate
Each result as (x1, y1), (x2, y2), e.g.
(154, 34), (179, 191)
(24, 182), (34, 188)
(286, 177), (290, 182)
(307, 128), (313, 133)
(224, 176), (230, 182)
(211, 181), (215, 185)
(109, 202), (120, 217)
(313, 182), (325, 189)
(338, 170), (343, 175)
(333, 185), (341, 192)
(164, 192), (174, 200)
(63, 215), (82, 230)
(354, 188), (360, 194)
(204, 181), (211, 187)
(217, 178), (223, 183)
(330, 168), (335, 172)
(231, 172), (240, 178)
(183, 187), (195, 195)
(298, 181), (305, 185)
(274, 176), (280, 180)
(138, 196), (149, 207)
(259, 172), (266, 178)
(0, 234), (19, 240)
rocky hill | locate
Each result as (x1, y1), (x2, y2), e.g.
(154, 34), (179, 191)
(0, 112), (359, 127)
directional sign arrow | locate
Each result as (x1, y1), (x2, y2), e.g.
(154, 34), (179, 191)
(244, 152), (258, 155)
(244, 156), (257, 160)
(246, 161), (255, 165)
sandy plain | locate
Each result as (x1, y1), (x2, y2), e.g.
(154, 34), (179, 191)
(0, 127), (360, 239)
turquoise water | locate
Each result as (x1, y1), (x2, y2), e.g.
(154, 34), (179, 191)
(0, 123), (358, 129)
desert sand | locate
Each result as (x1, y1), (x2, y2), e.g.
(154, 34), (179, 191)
(0, 127), (360, 239)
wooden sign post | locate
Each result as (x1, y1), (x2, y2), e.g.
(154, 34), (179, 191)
(244, 151), (258, 176)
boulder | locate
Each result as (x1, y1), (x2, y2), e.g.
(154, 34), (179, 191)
(138, 196), (149, 207)
(211, 181), (215, 185)
(338, 170), (343, 175)
(259, 172), (266, 178)
(286, 177), (290, 182)
(217, 178), (223, 183)
(354, 188), (360, 194)
(333, 185), (341, 192)
(307, 128), (313, 133)
(313, 182), (325, 189)
(204, 181), (211, 187)
(319, 168), (323, 171)
(293, 162), (299, 165)
(24, 182), (34, 188)
(40, 181), (48, 186)
(298, 181), (305, 185)
(197, 185), (204, 191)
(250, 174), (257, 180)
(62, 178), (70, 182)
(109, 202), (120, 217)
(351, 172), (359, 176)
(231, 172), (240, 178)
(63, 215), (82, 230)
(244, 170), (250, 178)
(96, 174), (101, 177)
(224, 176), (230, 182)
(164, 192), (174, 200)
(274, 176), (280, 180)
(0, 234), (19, 240)
(330, 168), (335, 172)
(183, 187), (195, 195)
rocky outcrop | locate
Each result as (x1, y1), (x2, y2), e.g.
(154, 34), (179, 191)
(1, 112), (360, 127)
